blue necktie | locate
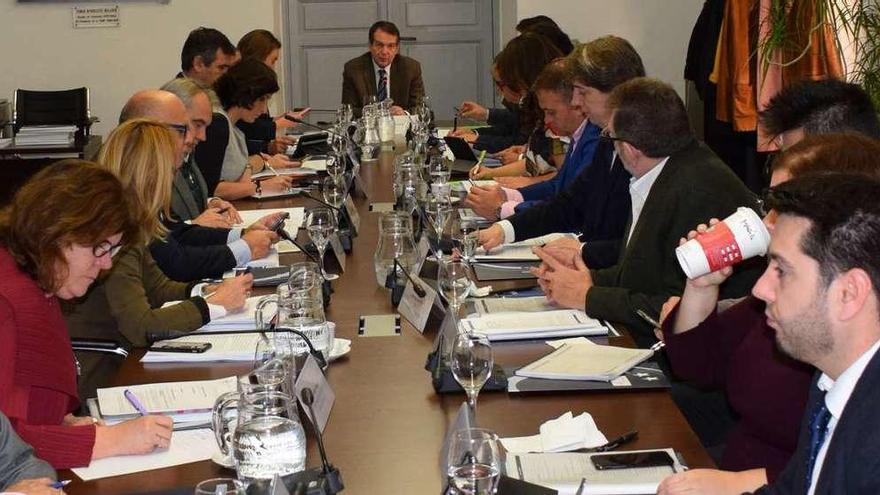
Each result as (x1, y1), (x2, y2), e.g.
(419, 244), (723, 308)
(805, 395), (831, 493)
(377, 68), (388, 102)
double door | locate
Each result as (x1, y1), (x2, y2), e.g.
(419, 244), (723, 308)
(283, 0), (498, 122)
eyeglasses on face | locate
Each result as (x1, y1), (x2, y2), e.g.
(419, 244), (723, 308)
(92, 239), (124, 259)
(166, 123), (189, 138)
(600, 127), (627, 143)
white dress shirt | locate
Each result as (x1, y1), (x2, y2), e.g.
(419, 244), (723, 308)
(626, 157), (669, 245)
(807, 338), (880, 495)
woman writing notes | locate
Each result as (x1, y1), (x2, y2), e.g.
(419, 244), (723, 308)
(65, 119), (252, 398)
(0, 160), (172, 469)
(194, 58), (298, 199)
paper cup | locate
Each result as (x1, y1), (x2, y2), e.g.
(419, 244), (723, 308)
(676, 207), (770, 279)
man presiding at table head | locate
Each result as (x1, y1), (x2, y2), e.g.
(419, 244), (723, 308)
(341, 20), (425, 117)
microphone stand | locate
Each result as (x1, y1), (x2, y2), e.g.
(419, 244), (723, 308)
(298, 388), (344, 494)
(275, 223), (334, 308)
(298, 190), (355, 251)
(384, 258), (426, 307)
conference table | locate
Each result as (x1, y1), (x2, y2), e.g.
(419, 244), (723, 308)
(62, 148), (714, 494)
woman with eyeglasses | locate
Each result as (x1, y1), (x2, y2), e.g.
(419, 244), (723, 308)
(0, 160), (174, 469)
(64, 119), (253, 401)
(656, 134), (880, 495)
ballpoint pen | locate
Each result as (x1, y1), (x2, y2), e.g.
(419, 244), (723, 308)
(575, 478), (587, 495)
(124, 389), (149, 416)
(265, 163), (281, 177)
(50, 480), (71, 489)
(636, 309), (667, 352)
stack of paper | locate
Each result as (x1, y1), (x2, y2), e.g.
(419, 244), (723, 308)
(96, 376), (237, 424)
(475, 233), (577, 261)
(459, 310), (608, 341)
(516, 341), (654, 382)
(501, 411), (608, 454)
(504, 449), (682, 495)
(251, 167), (318, 180)
(15, 125), (76, 145)
(71, 429), (219, 481)
(472, 296), (559, 315)
(199, 295), (261, 332)
(301, 157), (328, 171)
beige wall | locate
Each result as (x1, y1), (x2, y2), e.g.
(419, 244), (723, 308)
(0, 0), (279, 137)
(513, 0), (704, 99)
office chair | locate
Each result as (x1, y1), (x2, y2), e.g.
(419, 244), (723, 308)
(12, 87), (98, 136)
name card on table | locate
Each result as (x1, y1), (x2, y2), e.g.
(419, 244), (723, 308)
(293, 355), (335, 433)
(416, 235), (431, 273)
(398, 274), (439, 333)
(344, 196), (361, 232)
(329, 234), (347, 272)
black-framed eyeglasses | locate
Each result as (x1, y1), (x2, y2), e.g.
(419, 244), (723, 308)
(600, 127), (627, 143)
(93, 239), (123, 259)
(167, 123), (189, 138)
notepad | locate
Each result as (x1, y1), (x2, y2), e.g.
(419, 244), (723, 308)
(250, 167), (318, 179)
(504, 449), (682, 495)
(459, 310), (608, 341)
(71, 429), (220, 481)
(516, 342), (654, 382)
(475, 233), (578, 261)
(97, 376), (237, 419)
(472, 296), (559, 315)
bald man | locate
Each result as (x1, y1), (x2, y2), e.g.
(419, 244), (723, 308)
(117, 89), (282, 282)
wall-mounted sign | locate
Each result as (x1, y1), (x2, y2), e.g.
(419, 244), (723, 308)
(72, 5), (119, 28)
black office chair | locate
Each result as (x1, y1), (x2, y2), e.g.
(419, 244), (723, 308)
(12, 87), (98, 137)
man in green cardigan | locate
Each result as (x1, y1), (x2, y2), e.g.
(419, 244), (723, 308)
(534, 77), (764, 347)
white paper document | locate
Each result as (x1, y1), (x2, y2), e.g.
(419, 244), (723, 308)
(250, 167), (318, 179)
(163, 295), (262, 332)
(472, 296), (559, 315)
(236, 207), (305, 230)
(474, 233), (577, 261)
(501, 411), (607, 454)
(141, 333), (262, 363)
(71, 429), (220, 481)
(504, 449), (681, 495)
(97, 376), (237, 418)
(516, 343), (654, 381)
(460, 310), (608, 341)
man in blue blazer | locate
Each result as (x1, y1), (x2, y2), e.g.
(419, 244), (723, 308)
(746, 174), (880, 495)
(465, 59), (601, 220)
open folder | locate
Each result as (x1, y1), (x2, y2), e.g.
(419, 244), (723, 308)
(515, 342), (654, 382)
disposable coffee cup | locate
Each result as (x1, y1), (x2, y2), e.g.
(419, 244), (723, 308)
(676, 207), (770, 279)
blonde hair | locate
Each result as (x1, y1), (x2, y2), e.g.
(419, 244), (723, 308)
(98, 119), (177, 241)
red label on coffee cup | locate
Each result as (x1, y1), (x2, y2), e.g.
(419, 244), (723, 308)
(696, 222), (743, 272)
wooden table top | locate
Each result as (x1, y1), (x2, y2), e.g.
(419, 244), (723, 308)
(62, 149), (713, 494)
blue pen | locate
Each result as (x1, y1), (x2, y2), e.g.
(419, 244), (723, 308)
(50, 480), (71, 489)
(124, 389), (149, 416)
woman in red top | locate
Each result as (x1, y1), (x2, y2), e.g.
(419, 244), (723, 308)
(0, 160), (173, 469)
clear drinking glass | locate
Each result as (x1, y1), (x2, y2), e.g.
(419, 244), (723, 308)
(306, 207), (338, 280)
(446, 428), (503, 495)
(425, 195), (453, 259)
(322, 176), (346, 208)
(440, 258), (471, 326)
(458, 222), (480, 263)
(428, 155), (451, 186)
(194, 478), (246, 495)
(450, 332), (493, 413)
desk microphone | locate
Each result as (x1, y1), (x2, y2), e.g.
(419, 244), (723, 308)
(286, 117), (349, 139)
(297, 190), (355, 252)
(292, 387), (344, 494)
(384, 258), (426, 306)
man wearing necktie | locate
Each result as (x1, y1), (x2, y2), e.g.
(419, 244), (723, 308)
(748, 174), (880, 495)
(342, 20), (425, 117)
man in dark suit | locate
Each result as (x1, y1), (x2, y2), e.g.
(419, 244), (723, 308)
(341, 21), (425, 116)
(534, 78), (763, 346)
(746, 174), (880, 495)
(118, 90), (280, 281)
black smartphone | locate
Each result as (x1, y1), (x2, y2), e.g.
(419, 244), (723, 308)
(148, 342), (212, 353)
(268, 212), (291, 231)
(591, 451), (675, 470)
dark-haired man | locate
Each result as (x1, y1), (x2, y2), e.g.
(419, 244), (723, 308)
(341, 21), (424, 116)
(749, 174), (880, 494)
(478, 35), (642, 269)
(760, 79), (880, 149)
(534, 78), (763, 346)
(178, 27), (237, 89)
